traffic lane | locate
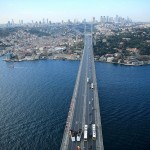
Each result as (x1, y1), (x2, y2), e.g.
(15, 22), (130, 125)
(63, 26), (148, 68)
(68, 47), (87, 149)
(84, 46), (94, 149)
(89, 60), (97, 150)
(68, 81), (86, 149)
(85, 82), (95, 147)
(71, 57), (86, 129)
(69, 35), (92, 148)
(71, 53), (87, 130)
(82, 56), (89, 149)
(67, 35), (97, 150)
(87, 40), (97, 150)
(68, 75), (85, 148)
(87, 35), (97, 147)
(70, 44), (89, 144)
(72, 55), (86, 145)
(89, 81), (95, 148)
(83, 78), (96, 150)
(72, 78), (85, 150)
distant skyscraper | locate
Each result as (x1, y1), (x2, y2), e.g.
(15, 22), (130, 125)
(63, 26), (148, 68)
(106, 16), (109, 23)
(93, 17), (95, 23)
(110, 17), (113, 22)
(49, 21), (51, 24)
(32, 20), (34, 25)
(43, 18), (45, 24)
(100, 16), (103, 23)
(91, 23), (93, 33)
(68, 19), (71, 24)
(74, 19), (78, 24)
(100, 16), (106, 23)
(35, 21), (38, 27)
(115, 15), (119, 23)
(7, 21), (11, 27)
(103, 16), (106, 23)
(20, 20), (23, 25)
(84, 23), (87, 33)
(11, 19), (14, 27)
(82, 19), (86, 23)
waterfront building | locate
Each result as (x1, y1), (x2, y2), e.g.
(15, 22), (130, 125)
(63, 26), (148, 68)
(5, 52), (13, 60)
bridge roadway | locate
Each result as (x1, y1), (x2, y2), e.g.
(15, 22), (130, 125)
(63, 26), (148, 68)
(60, 33), (104, 150)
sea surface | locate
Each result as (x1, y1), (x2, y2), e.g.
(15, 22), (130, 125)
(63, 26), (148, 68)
(0, 58), (150, 150)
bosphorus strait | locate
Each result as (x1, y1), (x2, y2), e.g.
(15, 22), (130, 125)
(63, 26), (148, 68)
(0, 58), (150, 150)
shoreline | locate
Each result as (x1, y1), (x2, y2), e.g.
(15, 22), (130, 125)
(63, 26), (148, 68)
(1, 57), (150, 66)
(94, 60), (150, 66)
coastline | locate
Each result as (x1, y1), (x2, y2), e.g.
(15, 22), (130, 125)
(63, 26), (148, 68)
(1, 56), (150, 66)
(95, 60), (150, 66)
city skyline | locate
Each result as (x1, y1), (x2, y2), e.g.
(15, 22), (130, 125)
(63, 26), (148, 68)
(1, 0), (150, 24)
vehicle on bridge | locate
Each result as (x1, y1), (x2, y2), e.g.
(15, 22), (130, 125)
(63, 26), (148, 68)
(87, 77), (89, 83)
(91, 83), (94, 89)
(92, 124), (96, 140)
(84, 125), (88, 141)
(77, 129), (82, 141)
(69, 130), (76, 142)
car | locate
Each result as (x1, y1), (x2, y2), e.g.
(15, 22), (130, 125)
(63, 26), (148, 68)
(69, 130), (76, 142)
(77, 129), (82, 141)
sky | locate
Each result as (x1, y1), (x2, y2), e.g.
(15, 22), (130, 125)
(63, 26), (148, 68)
(0, 0), (150, 24)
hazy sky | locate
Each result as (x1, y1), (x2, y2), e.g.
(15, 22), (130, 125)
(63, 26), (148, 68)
(1, 0), (150, 23)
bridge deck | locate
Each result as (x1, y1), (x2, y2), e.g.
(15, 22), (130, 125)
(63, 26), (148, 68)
(60, 33), (104, 150)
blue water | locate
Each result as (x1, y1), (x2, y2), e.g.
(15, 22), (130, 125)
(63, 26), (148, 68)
(0, 58), (150, 150)
(96, 63), (150, 150)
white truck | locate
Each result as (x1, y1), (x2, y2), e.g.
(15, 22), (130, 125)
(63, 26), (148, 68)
(84, 125), (88, 141)
(91, 83), (94, 89)
(92, 124), (96, 140)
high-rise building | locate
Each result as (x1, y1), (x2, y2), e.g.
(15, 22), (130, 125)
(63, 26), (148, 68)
(82, 19), (86, 23)
(93, 17), (95, 23)
(35, 21), (38, 27)
(7, 21), (11, 27)
(115, 15), (119, 23)
(47, 18), (49, 24)
(32, 20), (34, 25)
(106, 16), (109, 23)
(43, 18), (45, 24)
(49, 21), (52, 25)
(100, 16), (103, 23)
(11, 19), (14, 27)
(21, 20), (23, 25)
(110, 17), (113, 22)
(68, 19), (71, 24)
